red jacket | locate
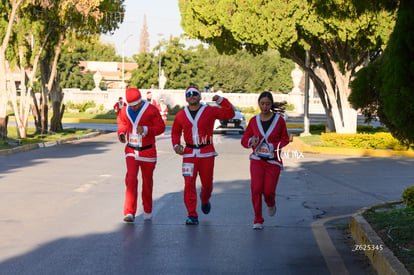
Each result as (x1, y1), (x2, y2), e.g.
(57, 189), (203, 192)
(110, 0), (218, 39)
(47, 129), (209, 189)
(157, 103), (168, 120)
(117, 101), (165, 162)
(241, 113), (290, 167)
(113, 101), (126, 115)
(171, 97), (235, 158)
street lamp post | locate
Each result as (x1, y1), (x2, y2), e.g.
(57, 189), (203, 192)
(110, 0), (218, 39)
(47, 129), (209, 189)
(157, 33), (164, 88)
(122, 34), (133, 88)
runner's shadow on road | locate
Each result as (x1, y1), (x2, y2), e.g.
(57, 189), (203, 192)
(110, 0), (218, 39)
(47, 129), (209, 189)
(0, 177), (329, 274)
(0, 134), (118, 178)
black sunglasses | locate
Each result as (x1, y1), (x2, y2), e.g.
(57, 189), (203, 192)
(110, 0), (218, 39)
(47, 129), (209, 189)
(186, 91), (200, 98)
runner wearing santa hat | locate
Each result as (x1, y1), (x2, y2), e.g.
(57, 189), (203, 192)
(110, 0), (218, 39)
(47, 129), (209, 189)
(146, 91), (157, 105)
(117, 88), (165, 223)
(157, 98), (168, 125)
(171, 86), (235, 225)
(113, 97), (126, 116)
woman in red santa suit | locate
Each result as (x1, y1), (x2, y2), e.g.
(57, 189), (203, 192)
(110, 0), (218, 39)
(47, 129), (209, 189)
(241, 91), (290, 230)
(117, 88), (165, 222)
(171, 86), (235, 225)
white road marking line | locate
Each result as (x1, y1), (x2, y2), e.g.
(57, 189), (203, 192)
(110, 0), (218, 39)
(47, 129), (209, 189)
(311, 214), (352, 275)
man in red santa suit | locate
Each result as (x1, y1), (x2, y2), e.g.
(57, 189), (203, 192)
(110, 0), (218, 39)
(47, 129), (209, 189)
(113, 97), (126, 116)
(171, 86), (235, 225)
(117, 88), (165, 222)
(146, 91), (157, 106)
(157, 98), (168, 125)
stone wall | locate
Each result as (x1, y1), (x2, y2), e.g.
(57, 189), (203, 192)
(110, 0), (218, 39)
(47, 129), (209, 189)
(62, 88), (325, 114)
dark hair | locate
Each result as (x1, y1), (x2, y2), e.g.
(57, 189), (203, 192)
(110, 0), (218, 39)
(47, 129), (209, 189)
(258, 91), (287, 114)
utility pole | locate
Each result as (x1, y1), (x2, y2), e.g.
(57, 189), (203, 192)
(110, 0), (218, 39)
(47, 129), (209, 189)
(301, 50), (311, 136)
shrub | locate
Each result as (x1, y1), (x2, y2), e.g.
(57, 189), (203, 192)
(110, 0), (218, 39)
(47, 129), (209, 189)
(402, 186), (414, 208)
(240, 106), (257, 115)
(310, 124), (325, 131)
(357, 125), (388, 133)
(168, 105), (184, 115)
(65, 101), (96, 112)
(321, 132), (408, 150)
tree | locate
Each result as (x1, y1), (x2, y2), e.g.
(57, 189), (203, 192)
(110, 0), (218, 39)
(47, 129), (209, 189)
(179, 0), (398, 133)
(130, 52), (158, 88)
(350, 0), (414, 144)
(130, 36), (294, 93)
(130, 37), (204, 89)
(37, 0), (125, 133)
(0, 0), (125, 138)
(201, 47), (294, 93)
(59, 34), (120, 89)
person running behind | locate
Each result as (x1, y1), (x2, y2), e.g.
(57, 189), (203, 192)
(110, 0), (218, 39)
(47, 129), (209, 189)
(113, 97), (126, 116)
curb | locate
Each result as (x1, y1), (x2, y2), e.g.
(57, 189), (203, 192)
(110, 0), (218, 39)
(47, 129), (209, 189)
(8, 116), (174, 126)
(0, 131), (101, 156)
(290, 137), (414, 158)
(350, 203), (410, 275)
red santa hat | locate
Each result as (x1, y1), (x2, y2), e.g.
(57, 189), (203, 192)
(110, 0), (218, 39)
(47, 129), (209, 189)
(126, 88), (142, 106)
(147, 91), (152, 96)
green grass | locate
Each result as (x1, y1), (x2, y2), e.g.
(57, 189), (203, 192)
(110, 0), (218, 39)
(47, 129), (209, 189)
(363, 205), (414, 273)
(296, 124), (413, 152)
(63, 112), (117, 120)
(299, 134), (322, 146)
(1, 126), (95, 150)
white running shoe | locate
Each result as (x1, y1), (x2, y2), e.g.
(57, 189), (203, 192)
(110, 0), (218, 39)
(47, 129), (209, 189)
(268, 205), (276, 216)
(143, 212), (152, 221)
(123, 214), (135, 223)
(253, 223), (264, 230)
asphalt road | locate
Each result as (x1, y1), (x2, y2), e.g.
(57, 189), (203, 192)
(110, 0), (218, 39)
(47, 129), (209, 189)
(0, 129), (413, 275)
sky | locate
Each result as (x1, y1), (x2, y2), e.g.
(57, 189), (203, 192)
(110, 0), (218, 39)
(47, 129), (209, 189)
(100, 0), (187, 58)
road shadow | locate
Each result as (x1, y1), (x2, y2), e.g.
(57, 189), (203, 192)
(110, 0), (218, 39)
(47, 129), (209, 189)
(0, 133), (118, 178)
(2, 151), (412, 274)
(0, 176), (331, 275)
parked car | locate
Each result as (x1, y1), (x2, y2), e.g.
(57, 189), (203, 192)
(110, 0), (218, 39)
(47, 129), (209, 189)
(204, 101), (246, 134)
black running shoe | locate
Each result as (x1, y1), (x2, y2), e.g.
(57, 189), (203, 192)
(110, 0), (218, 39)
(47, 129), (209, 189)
(201, 201), (211, 214)
(185, 216), (199, 225)
(200, 191), (211, 214)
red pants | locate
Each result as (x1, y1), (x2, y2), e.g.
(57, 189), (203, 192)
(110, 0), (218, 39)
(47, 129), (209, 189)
(250, 159), (281, 224)
(183, 156), (215, 217)
(124, 157), (156, 216)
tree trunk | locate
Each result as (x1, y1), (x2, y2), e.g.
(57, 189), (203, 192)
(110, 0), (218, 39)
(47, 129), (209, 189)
(0, 1), (22, 140)
(50, 101), (64, 132)
(39, 88), (48, 135)
(0, 50), (9, 140)
(49, 32), (65, 133)
(0, 116), (7, 140)
(8, 46), (31, 138)
(40, 56), (51, 135)
(289, 50), (358, 134)
(30, 90), (42, 134)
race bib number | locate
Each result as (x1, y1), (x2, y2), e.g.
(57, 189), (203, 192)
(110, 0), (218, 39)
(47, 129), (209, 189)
(182, 163), (194, 177)
(129, 133), (142, 147)
(257, 143), (272, 158)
